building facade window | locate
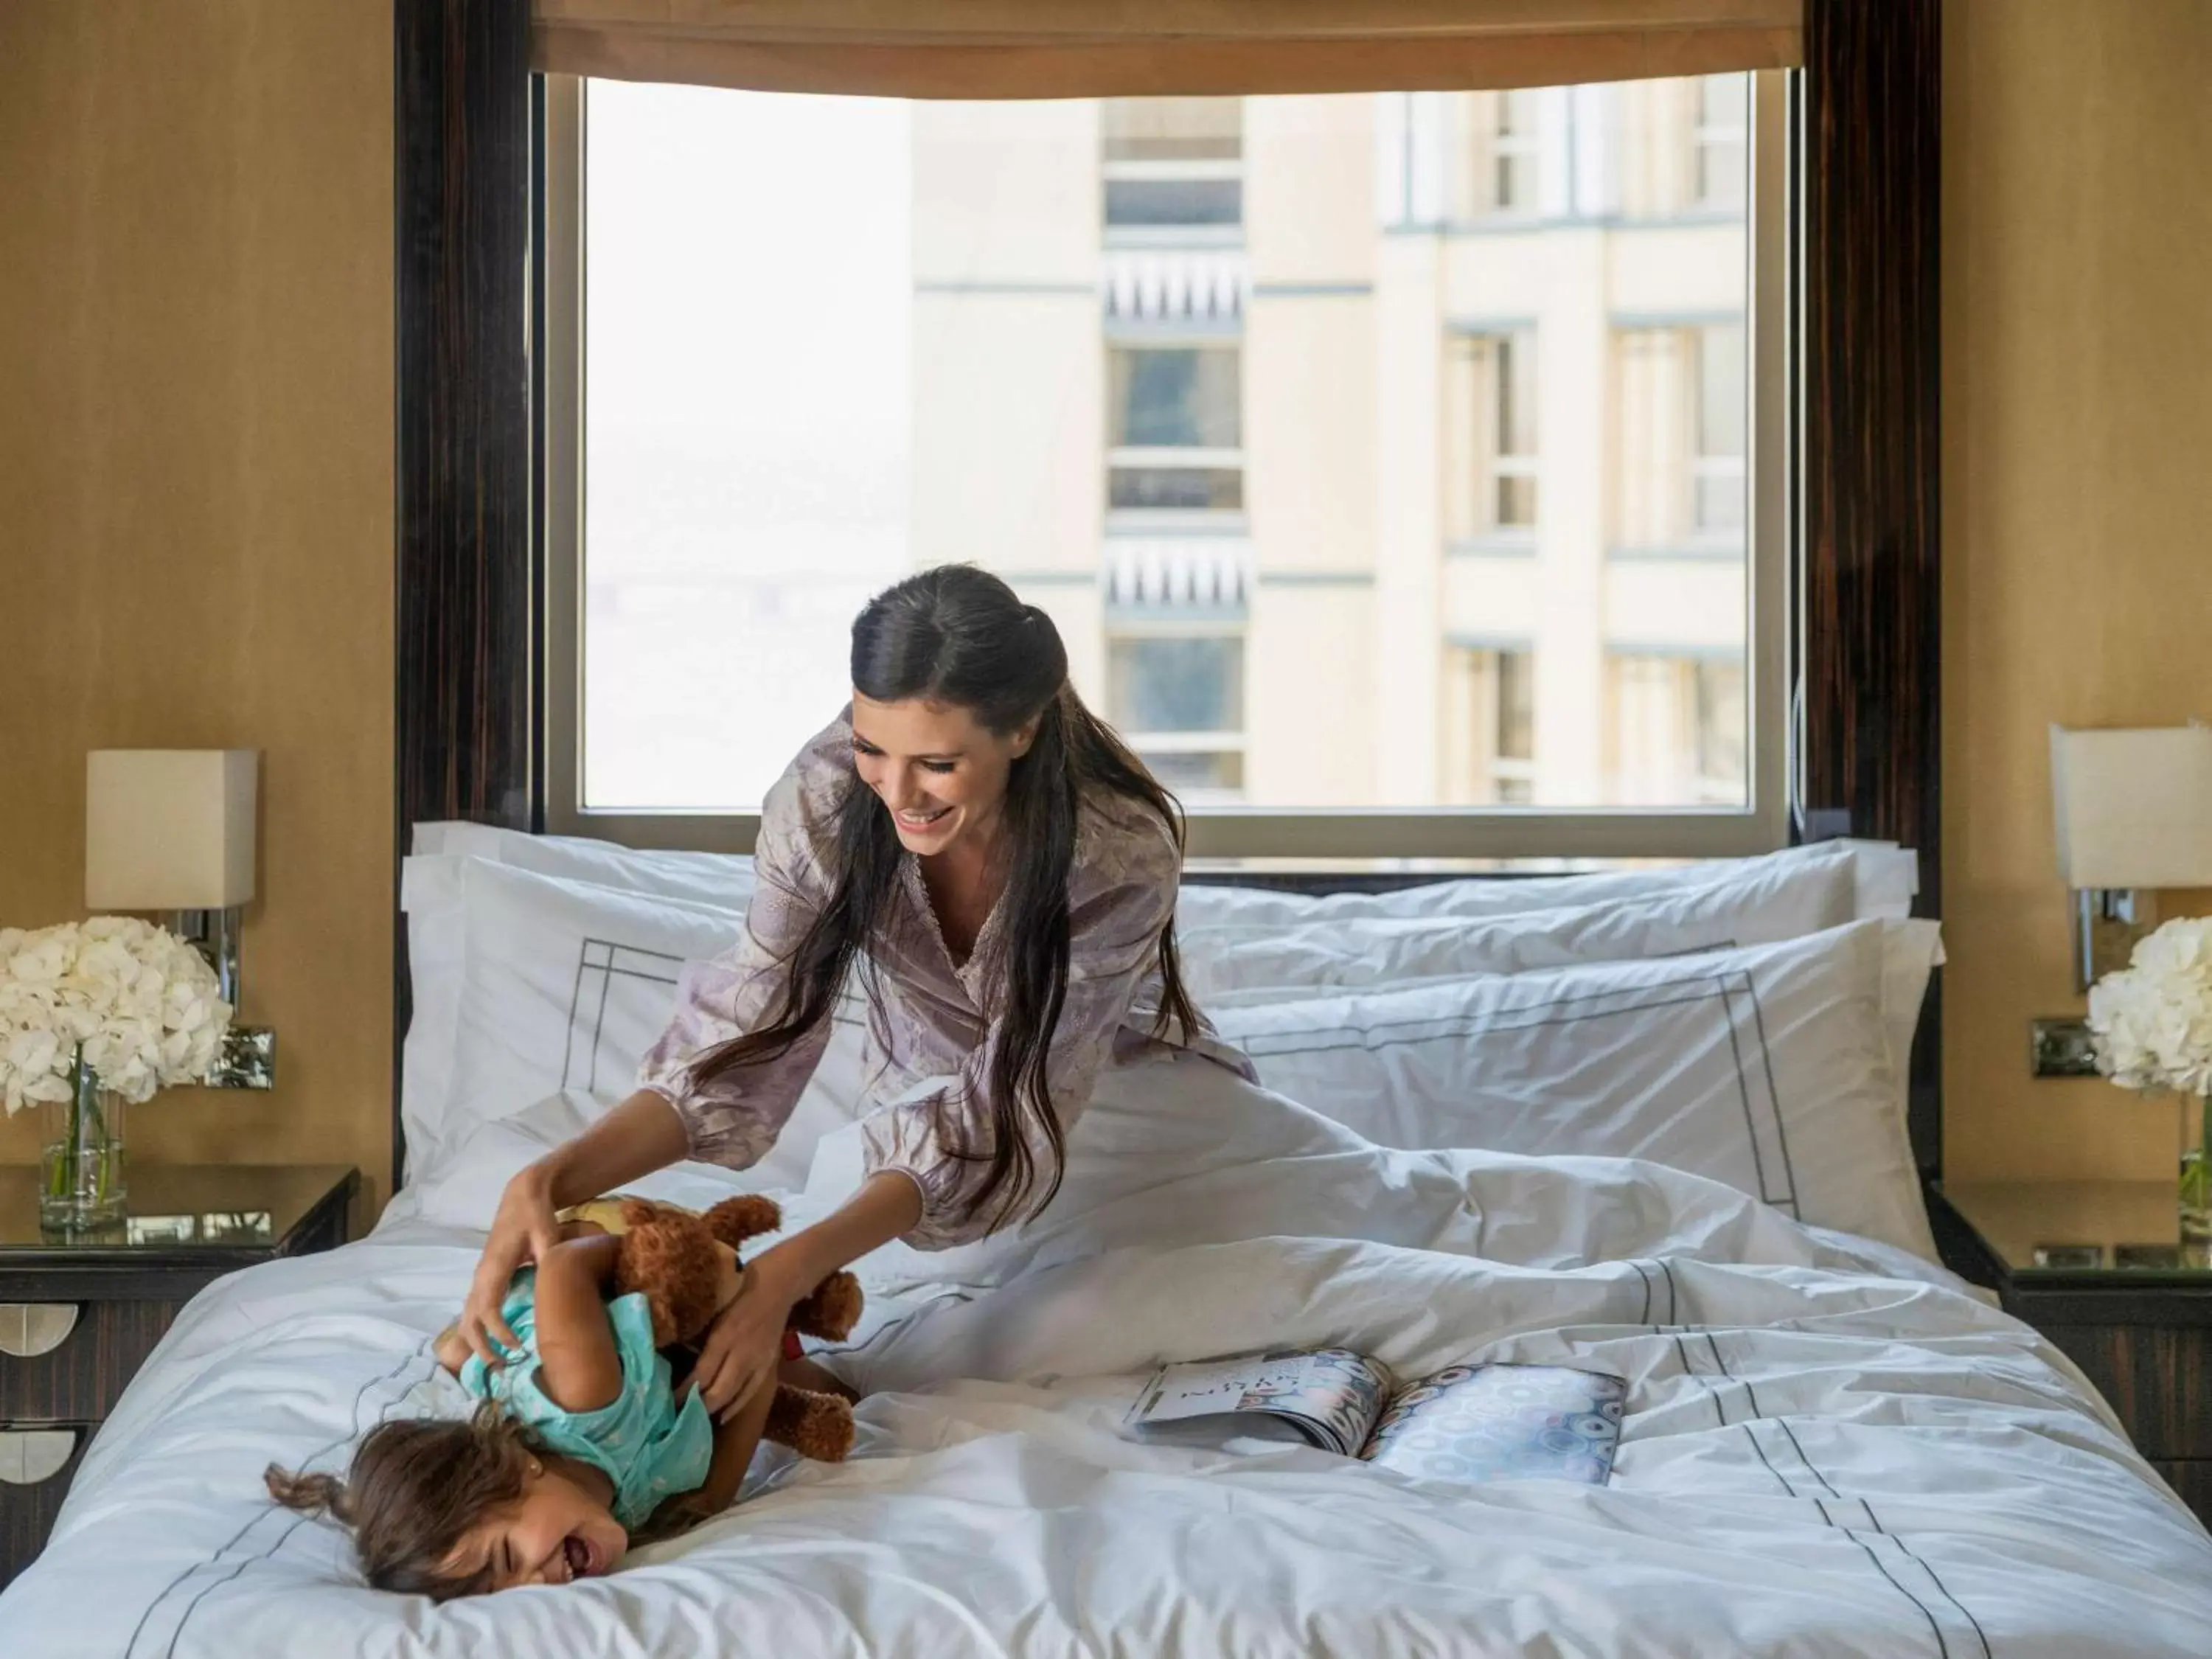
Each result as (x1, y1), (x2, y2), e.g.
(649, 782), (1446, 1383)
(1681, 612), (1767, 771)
(1492, 89), (1543, 214)
(1102, 97), (1242, 242)
(1107, 631), (1247, 799)
(1692, 323), (1747, 535)
(1445, 330), (1539, 538)
(1107, 344), (1244, 515)
(1692, 74), (1749, 211)
(1607, 654), (1746, 805)
(1441, 645), (1537, 805)
(1615, 322), (1746, 547)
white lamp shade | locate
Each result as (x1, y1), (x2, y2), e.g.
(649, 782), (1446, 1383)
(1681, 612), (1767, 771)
(2050, 723), (2212, 888)
(85, 750), (258, 911)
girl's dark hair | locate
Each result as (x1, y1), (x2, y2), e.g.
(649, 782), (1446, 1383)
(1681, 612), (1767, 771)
(265, 1404), (540, 1599)
(691, 562), (1204, 1233)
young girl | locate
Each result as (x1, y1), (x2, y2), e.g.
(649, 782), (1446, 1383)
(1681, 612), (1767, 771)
(267, 1222), (849, 1596)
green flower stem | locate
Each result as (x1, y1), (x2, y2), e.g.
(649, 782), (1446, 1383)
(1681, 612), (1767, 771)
(2183, 1092), (2212, 1246)
(44, 1046), (116, 1211)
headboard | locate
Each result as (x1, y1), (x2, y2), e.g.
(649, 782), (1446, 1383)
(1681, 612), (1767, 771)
(389, 0), (1940, 1197)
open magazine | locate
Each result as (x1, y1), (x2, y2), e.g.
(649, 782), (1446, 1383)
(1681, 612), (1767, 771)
(1126, 1349), (1627, 1485)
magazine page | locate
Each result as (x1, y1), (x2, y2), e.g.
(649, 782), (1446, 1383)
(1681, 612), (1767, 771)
(1359, 1364), (1627, 1485)
(1127, 1349), (1392, 1456)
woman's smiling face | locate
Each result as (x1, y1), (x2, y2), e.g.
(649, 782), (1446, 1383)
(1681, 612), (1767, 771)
(849, 693), (1037, 858)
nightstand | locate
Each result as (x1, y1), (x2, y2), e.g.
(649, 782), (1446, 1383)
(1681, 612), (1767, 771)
(0, 1163), (359, 1585)
(1929, 1180), (2211, 1528)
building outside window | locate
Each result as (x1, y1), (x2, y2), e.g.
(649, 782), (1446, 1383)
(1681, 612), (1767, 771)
(1607, 654), (1746, 805)
(1441, 646), (1537, 805)
(1693, 74), (1748, 211)
(1491, 89), (1543, 214)
(558, 71), (1778, 852)
(1692, 323), (1746, 535)
(1102, 97), (1242, 242)
(1107, 344), (1244, 516)
(1107, 631), (1246, 799)
(1445, 330), (1539, 539)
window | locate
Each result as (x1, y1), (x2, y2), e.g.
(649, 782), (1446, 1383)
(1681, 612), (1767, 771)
(1107, 344), (1243, 515)
(1102, 97), (1242, 241)
(1445, 330), (1538, 538)
(1615, 322), (1746, 547)
(1693, 74), (1748, 210)
(549, 70), (1784, 857)
(1107, 633), (1246, 799)
(1693, 324), (1746, 534)
(1607, 655), (1746, 805)
(1492, 89), (1543, 214)
(1441, 647), (1536, 805)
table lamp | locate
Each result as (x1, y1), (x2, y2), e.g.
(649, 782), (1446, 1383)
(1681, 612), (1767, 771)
(84, 749), (274, 1088)
(2050, 723), (2212, 992)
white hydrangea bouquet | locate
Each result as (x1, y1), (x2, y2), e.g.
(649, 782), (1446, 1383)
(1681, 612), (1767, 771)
(2086, 915), (2212, 1252)
(1, 917), (233, 1222)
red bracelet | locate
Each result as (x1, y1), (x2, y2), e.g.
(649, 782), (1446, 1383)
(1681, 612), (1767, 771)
(781, 1330), (804, 1363)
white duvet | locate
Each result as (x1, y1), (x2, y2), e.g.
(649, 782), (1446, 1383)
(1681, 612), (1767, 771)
(7, 1064), (2210, 1658)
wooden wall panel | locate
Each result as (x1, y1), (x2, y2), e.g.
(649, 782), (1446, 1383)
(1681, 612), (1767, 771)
(1803, 0), (1944, 1175)
(394, 0), (538, 1189)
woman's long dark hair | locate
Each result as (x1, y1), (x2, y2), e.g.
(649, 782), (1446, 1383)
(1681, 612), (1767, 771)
(690, 563), (1203, 1234)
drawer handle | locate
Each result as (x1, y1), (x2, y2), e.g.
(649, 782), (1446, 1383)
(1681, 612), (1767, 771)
(0, 1304), (81, 1359)
(0, 1430), (77, 1486)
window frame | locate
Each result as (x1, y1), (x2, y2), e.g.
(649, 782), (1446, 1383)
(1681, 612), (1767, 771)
(540, 70), (1794, 861)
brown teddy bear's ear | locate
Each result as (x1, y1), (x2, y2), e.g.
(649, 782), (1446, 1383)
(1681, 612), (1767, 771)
(702, 1194), (782, 1248)
(617, 1198), (659, 1230)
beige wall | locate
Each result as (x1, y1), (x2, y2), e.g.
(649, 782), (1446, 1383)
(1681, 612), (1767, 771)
(1942, 0), (2212, 1181)
(0, 1), (395, 1214)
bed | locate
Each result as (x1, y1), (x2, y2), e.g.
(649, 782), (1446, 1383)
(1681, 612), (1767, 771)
(4, 831), (2208, 1657)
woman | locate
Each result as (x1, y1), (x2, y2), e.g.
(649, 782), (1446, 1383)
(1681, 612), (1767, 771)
(460, 564), (1251, 1424)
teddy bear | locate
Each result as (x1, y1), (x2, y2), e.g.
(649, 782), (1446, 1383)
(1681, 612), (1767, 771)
(560, 1192), (863, 1464)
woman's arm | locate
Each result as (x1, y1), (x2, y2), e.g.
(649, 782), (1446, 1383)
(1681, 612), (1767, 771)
(457, 1091), (690, 1366)
(526, 1233), (625, 1413)
(639, 1363), (780, 1540)
(686, 1172), (922, 1419)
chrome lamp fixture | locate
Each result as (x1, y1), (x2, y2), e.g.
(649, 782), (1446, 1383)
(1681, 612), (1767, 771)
(2049, 723), (2212, 994)
(84, 749), (275, 1088)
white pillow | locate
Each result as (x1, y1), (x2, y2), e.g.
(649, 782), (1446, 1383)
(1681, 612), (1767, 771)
(1181, 845), (1857, 1005)
(1204, 919), (1941, 1258)
(1176, 839), (1917, 930)
(398, 1091), (796, 1231)
(411, 821), (756, 911)
(399, 855), (869, 1190)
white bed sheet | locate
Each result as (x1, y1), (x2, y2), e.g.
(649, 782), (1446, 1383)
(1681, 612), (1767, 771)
(6, 1076), (2210, 1657)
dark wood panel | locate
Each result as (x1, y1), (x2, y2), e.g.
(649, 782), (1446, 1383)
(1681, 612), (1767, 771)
(2149, 1460), (2212, 1528)
(0, 1303), (182, 1423)
(1802, 0), (1944, 1178)
(394, 0), (538, 1195)
(0, 1425), (88, 1588)
(2038, 1324), (2212, 1461)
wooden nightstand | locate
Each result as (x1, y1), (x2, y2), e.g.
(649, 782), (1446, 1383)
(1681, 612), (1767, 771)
(0, 1163), (359, 1585)
(1929, 1180), (2212, 1528)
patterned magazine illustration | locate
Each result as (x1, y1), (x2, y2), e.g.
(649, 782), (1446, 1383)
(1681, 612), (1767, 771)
(1129, 1351), (1624, 1486)
(1359, 1364), (1626, 1486)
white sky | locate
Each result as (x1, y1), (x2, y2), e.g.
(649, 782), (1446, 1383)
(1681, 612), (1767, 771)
(585, 85), (914, 807)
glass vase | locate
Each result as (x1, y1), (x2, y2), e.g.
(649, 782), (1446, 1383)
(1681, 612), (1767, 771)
(2183, 1091), (2212, 1269)
(40, 1051), (128, 1230)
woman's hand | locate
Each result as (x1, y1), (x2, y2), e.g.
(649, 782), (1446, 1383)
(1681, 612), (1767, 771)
(459, 1164), (563, 1366)
(686, 1256), (806, 1421)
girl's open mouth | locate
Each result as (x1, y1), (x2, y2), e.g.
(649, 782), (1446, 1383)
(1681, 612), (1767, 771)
(563, 1533), (597, 1578)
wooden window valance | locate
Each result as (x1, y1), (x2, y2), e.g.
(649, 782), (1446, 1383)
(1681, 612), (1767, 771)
(531, 1), (1803, 99)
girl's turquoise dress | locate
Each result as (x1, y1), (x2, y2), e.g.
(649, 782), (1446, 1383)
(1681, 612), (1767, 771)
(459, 1269), (714, 1530)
